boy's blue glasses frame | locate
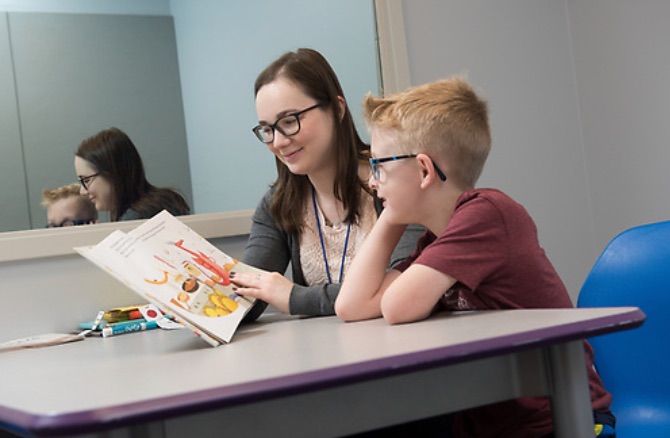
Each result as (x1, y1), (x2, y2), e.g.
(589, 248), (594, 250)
(369, 154), (447, 182)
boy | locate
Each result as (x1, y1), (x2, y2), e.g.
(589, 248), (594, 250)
(42, 183), (98, 228)
(335, 77), (614, 437)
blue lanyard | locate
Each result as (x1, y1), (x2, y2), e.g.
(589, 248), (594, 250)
(312, 187), (351, 284)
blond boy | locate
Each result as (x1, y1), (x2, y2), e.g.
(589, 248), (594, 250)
(335, 77), (614, 437)
(42, 183), (98, 228)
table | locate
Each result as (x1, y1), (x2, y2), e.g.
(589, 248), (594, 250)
(0, 307), (645, 438)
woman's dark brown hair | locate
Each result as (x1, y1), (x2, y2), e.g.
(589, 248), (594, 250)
(76, 127), (190, 221)
(254, 48), (370, 235)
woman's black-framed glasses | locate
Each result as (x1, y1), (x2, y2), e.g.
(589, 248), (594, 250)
(78, 173), (100, 190)
(252, 102), (324, 144)
(369, 154), (447, 182)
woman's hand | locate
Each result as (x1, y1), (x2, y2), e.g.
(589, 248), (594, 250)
(230, 271), (293, 314)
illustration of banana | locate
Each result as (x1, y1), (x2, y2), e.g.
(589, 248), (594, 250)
(203, 291), (238, 317)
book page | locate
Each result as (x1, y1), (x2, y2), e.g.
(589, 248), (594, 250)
(76, 211), (259, 345)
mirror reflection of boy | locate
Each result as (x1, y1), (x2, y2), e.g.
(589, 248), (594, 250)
(335, 77), (615, 437)
(42, 183), (98, 228)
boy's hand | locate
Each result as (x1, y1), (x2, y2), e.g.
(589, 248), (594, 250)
(230, 271), (292, 314)
(336, 210), (407, 322)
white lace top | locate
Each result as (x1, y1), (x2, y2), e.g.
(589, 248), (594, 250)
(299, 193), (376, 285)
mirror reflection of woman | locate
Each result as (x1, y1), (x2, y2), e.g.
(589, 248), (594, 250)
(74, 127), (190, 221)
(232, 48), (422, 321)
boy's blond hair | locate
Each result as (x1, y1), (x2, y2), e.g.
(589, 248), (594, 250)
(41, 183), (84, 207)
(41, 183), (98, 219)
(363, 76), (491, 189)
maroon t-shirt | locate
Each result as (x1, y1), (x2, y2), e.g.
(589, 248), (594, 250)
(395, 189), (612, 437)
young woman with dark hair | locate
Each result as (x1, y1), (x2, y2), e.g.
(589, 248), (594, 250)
(74, 127), (190, 221)
(231, 48), (422, 321)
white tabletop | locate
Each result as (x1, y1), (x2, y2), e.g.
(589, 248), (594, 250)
(0, 307), (645, 437)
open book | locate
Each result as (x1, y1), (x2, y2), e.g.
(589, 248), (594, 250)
(75, 210), (259, 347)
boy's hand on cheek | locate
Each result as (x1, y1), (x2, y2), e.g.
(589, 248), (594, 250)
(377, 208), (410, 232)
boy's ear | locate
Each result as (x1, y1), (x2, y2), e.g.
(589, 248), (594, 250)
(416, 153), (438, 188)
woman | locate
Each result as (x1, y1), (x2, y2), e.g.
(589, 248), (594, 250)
(74, 127), (190, 221)
(232, 48), (422, 321)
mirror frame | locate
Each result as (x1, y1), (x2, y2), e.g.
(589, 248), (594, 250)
(0, 210), (253, 263)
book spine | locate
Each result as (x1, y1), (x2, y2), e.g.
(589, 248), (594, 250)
(101, 320), (158, 337)
(166, 312), (222, 347)
(144, 293), (223, 347)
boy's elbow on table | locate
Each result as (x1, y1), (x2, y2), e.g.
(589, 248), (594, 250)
(381, 303), (410, 325)
(335, 292), (381, 322)
(381, 294), (430, 325)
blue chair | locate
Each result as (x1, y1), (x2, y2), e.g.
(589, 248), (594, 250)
(578, 221), (670, 437)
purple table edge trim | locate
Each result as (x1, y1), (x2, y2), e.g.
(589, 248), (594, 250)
(0, 307), (646, 437)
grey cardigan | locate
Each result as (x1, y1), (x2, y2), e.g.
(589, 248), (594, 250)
(242, 187), (424, 322)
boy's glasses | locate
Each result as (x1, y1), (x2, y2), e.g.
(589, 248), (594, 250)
(252, 102), (323, 144)
(46, 218), (96, 228)
(369, 154), (447, 182)
(78, 173), (100, 190)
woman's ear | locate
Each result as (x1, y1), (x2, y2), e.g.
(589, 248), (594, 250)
(336, 96), (346, 121)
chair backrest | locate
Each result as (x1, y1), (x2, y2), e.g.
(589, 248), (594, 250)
(578, 221), (670, 435)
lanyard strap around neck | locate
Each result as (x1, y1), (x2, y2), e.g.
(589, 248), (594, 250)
(312, 187), (351, 284)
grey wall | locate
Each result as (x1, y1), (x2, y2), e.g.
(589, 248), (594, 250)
(399, 0), (670, 300)
(568, 0), (670, 250)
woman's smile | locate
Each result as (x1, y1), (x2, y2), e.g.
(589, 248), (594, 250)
(281, 147), (303, 162)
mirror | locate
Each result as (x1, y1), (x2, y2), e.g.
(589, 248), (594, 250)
(1, 11), (191, 232)
(0, 0), (380, 234)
